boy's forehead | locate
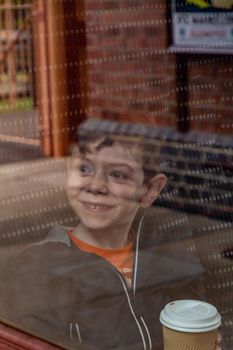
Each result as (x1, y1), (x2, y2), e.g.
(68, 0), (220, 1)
(73, 139), (143, 165)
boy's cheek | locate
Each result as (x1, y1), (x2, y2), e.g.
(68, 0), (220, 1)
(66, 187), (80, 200)
(67, 174), (85, 190)
(111, 186), (144, 203)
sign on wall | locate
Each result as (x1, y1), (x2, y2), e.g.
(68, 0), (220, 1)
(171, 0), (233, 53)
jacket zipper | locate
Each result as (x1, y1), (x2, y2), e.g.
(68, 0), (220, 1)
(114, 269), (153, 350)
(132, 215), (144, 297)
(140, 316), (152, 350)
(115, 270), (147, 350)
(132, 215), (152, 349)
(70, 264), (151, 349)
(70, 322), (82, 344)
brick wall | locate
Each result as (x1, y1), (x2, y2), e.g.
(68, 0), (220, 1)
(188, 55), (233, 134)
(84, 0), (177, 128)
(83, 0), (233, 135)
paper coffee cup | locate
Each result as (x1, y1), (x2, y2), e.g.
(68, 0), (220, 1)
(160, 300), (221, 350)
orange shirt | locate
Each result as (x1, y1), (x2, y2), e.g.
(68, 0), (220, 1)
(68, 231), (133, 288)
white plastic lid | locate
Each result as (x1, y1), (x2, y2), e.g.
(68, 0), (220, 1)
(160, 300), (221, 333)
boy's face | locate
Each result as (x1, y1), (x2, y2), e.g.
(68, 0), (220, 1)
(67, 141), (165, 234)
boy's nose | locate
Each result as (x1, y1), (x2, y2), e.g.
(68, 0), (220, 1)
(86, 172), (108, 195)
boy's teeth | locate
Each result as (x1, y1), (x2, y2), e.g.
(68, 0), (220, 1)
(87, 204), (109, 210)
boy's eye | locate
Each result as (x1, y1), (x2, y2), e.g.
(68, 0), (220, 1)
(109, 170), (128, 180)
(79, 164), (93, 175)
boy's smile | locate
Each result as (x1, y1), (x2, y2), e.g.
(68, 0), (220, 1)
(81, 202), (114, 212)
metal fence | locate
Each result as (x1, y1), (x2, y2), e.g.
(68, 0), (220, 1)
(0, 0), (34, 110)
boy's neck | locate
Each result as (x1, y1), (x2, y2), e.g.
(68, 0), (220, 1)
(72, 224), (134, 250)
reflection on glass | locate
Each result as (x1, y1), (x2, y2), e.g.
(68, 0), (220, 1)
(0, 0), (232, 349)
(0, 120), (215, 350)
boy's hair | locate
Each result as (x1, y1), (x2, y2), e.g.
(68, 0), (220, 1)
(71, 120), (163, 183)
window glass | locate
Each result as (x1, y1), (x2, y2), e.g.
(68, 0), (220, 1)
(0, 1), (232, 350)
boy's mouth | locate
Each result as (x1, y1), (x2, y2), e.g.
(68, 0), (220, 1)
(81, 202), (114, 212)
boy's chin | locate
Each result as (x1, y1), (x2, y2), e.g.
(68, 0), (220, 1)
(80, 218), (114, 232)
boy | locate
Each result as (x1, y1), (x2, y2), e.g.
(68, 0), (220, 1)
(0, 120), (222, 350)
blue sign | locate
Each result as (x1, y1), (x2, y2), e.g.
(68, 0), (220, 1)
(171, 0), (233, 52)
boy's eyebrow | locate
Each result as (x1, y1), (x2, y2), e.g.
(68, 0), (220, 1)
(106, 162), (137, 172)
(74, 155), (136, 173)
(73, 148), (142, 172)
(71, 154), (91, 161)
(79, 145), (93, 154)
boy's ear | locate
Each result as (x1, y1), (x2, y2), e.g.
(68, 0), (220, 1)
(140, 173), (167, 208)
